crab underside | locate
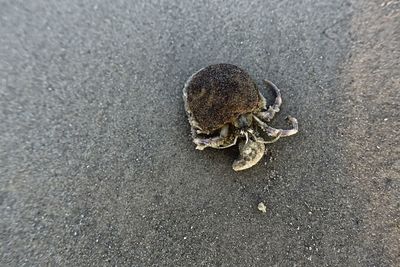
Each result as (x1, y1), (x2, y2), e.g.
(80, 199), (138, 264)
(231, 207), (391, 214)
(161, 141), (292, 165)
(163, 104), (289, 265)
(183, 64), (298, 171)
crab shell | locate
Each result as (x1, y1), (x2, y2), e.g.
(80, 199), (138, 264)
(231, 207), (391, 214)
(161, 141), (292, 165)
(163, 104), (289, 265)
(183, 63), (262, 134)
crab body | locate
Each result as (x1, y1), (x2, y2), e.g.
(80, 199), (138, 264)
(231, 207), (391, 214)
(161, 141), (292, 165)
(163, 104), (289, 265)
(183, 63), (298, 171)
(184, 64), (260, 133)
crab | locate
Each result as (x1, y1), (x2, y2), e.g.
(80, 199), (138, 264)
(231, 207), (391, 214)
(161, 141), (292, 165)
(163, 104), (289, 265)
(183, 63), (298, 171)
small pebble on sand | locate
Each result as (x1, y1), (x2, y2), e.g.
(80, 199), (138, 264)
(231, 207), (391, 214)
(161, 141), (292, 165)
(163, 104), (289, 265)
(257, 202), (267, 213)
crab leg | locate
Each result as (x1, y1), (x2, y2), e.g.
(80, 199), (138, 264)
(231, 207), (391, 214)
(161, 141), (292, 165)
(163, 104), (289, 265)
(194, 135), (238, 150)
(192, 125), (238, 150)
(253, 115), (298, 137)
(249, 130), (282, 144)
(257, 79), (282, 122)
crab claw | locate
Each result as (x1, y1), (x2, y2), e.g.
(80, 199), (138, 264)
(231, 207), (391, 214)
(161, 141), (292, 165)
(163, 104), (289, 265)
(232, 140), (265, 171)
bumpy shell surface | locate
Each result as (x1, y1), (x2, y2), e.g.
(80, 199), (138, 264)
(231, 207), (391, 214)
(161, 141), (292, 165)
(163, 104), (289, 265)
(184, 64), (260, 133)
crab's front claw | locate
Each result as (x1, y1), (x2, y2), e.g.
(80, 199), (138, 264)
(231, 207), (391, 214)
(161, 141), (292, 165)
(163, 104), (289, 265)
(232, 140), (265, 171)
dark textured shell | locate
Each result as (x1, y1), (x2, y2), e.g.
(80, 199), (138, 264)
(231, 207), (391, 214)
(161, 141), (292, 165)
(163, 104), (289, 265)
(184, 64), (260, 132)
